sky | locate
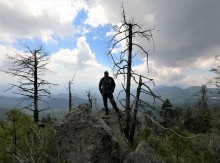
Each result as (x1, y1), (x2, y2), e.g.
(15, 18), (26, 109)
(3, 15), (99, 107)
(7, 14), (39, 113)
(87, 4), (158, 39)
(0, 0), (220, 95)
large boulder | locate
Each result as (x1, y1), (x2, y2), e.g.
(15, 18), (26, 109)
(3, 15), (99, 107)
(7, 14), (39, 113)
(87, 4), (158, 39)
(56, 104), (120, 163)
(123, 141), (164, 163)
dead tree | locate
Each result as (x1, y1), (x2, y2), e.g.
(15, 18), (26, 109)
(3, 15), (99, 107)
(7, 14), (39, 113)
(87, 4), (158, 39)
(210, 55), (220, 91)
(199, 85), (208, 110)
(86, 90), (97, 109)
(1, 44), (55, 124)
(108, 7), (160, 142)
(68, 76), (75, 111)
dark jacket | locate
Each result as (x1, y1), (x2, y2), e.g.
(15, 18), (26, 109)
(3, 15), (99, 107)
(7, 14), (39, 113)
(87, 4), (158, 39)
(99, 77), (115, 95)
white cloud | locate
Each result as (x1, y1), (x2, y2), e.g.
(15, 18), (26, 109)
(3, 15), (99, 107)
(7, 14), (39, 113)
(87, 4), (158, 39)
(106, 29), (116, 37)
(93, 35), (99, 40)
(49, 36), (97, 71)
(193, 57), (214, 70)
(0, 45), (8, 67)
(47, 36), (109, 91)
(133, 58), (214, 87)
(0, 0), (88, 43)
(76, 26), (91, 36)
(85, 0), (155, 28)
(85, 3), (108, 27)
(0, 45), (21, 85)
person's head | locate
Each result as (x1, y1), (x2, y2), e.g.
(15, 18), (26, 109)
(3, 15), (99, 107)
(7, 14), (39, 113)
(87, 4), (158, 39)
(104, 71), (109, 77)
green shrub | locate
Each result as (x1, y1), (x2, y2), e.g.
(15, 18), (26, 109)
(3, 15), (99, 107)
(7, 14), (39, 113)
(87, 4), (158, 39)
(0, 109), (59, 162)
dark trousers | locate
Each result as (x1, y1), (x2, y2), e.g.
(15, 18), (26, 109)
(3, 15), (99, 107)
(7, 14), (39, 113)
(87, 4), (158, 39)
(102, 93), (119, 113)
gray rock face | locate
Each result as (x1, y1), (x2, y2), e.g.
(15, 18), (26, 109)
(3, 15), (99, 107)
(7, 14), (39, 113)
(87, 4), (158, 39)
(56, 104), (120, 163)
(123, 141), (164, 163)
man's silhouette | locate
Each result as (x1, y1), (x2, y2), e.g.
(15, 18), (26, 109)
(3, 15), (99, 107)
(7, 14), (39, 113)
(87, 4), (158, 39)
(99, 71), (120, 116)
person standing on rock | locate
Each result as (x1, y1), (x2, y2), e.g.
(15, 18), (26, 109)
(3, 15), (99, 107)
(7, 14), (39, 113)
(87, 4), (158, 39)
(99, 71), (121, 116)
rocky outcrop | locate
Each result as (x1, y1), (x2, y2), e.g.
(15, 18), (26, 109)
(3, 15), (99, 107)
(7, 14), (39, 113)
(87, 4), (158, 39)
(123, 141), (164, 163)
(96, 109), (131, 162)
(56, 104), (164, 163)
(56, 104), (120, 163)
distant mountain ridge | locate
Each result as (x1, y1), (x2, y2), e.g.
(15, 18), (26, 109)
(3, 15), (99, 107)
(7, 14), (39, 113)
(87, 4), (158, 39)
(1, 85), (220, 111)
(0, 95), (88, 110)
(151, 86), (220, 108)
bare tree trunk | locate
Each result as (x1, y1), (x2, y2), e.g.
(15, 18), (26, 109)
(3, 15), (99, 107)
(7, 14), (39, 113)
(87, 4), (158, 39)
(34, 52), (39, 124)
(69, 81), (72, 111)
(200, 85), (207, 110)
(125, 23), (133, 138)
(68, 76), (74, 111)
(129, 76), (142, 144)
(87, 90), (93, 109)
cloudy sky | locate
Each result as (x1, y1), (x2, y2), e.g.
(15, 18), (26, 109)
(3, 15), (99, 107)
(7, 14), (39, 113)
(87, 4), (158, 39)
(0, 0), (219, 95)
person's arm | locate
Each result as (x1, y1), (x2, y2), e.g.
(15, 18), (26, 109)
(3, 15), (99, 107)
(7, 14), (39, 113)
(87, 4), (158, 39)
(99, 78), (103, 94)
(111, 77), (116, 93)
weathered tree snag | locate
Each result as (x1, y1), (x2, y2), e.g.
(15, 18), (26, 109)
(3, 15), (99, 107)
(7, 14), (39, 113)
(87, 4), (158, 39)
(108, 7), (157, 142)
(69, 76), (74, 111)
(129, 75), (142, 144)
(124, 23), (133, 138)
(1, 44), (56, 124)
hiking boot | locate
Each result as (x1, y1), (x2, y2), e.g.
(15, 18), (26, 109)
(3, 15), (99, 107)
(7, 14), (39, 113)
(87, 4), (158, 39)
(105, 109), (109, 115)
